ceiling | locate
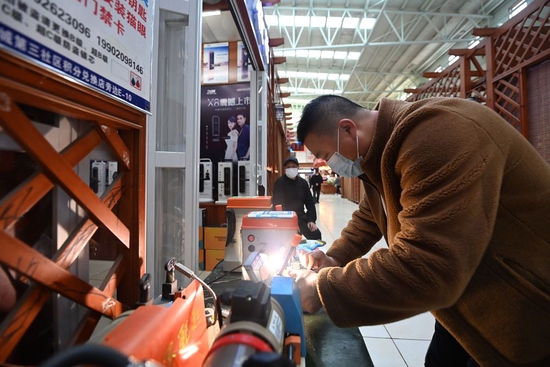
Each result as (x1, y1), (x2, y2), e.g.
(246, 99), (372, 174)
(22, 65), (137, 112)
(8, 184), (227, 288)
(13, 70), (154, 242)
(202, 0), (518, 137)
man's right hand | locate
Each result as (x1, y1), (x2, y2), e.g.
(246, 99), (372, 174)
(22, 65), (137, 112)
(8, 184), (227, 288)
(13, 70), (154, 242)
(300, 250), (340, 270)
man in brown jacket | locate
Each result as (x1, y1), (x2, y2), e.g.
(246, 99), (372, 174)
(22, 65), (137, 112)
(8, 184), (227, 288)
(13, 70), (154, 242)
(292, 95), (550, 366)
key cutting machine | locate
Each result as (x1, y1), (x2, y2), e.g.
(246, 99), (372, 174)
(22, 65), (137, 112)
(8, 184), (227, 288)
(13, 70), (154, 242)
(223, 196), (273, 272)
(40, 210), (307, 367)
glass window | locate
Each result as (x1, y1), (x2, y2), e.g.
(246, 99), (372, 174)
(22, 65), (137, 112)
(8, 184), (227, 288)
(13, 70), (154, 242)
(156, 10), (189, 152)
(154, 167), (186, 287)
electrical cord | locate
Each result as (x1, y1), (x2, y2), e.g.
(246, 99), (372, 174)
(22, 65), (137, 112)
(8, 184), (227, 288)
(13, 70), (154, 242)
(206, 262), (242, 285)
(225, 209), (236, 248)
(174, 263), (223, 329)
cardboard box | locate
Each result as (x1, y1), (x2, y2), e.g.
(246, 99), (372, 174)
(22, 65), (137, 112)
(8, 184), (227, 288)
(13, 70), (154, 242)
(204, 227), (227, 250)
(198, 227), (204, 249)
(205, 249), (225, 271)
(198, 249), (205, 271)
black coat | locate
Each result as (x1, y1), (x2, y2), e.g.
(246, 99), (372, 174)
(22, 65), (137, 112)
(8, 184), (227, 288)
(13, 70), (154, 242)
(309, 173), (323, 191)
(272, 174), (317, 224)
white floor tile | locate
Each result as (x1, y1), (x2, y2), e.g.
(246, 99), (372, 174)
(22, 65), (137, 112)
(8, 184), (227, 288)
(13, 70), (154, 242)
(384, 313), (435, 340)
(359, 324), (390, 338)
(363, 337), (408, 367)
(393, 339), (431, 367)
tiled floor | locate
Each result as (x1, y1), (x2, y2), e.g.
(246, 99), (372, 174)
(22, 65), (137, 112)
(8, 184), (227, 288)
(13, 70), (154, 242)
(89, 192), (435, 366)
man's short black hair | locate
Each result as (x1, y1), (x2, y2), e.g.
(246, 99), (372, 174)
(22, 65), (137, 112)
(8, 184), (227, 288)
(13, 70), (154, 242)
(297, 95), (364, 143)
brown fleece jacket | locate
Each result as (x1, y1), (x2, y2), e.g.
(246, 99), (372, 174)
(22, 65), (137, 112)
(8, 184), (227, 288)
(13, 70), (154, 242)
(317, 98), (550, 366)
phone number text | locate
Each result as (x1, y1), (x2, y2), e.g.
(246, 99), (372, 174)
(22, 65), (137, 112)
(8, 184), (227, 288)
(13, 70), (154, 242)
(34, 0), (91, 38)
(97, 36), (144, 75)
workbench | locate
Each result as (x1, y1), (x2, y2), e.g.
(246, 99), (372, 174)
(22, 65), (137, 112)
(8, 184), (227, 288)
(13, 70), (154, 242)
(204, 268), (375, 367)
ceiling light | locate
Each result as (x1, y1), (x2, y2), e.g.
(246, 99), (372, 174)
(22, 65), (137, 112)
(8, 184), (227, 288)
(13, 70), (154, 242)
(308, 50), (321, 59)
(279, 15), (295, 27)
(334, 51), (347, 59)
(202, 10), (221, 17)
(284, 50), (296, 57)
(282, 98), (312, 105)
(281, 86), (343, 94)
(264, 15), (278, 26)
(295, 16), (309, 25)
(342, 18), (359, 29)
(274, 49), (360, 62)
(278, 70), (350, 81)
(360, 18), (376, 29)
(326, 17), (342, 28)
(310, 16), (326, 27)
(321, 50), (334, 59)
(266, 14), (375, 30)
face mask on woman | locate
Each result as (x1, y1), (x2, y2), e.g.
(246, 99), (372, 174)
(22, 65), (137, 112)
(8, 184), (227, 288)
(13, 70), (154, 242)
(285, 167), (298, 179)
(326, 128), (363, 178)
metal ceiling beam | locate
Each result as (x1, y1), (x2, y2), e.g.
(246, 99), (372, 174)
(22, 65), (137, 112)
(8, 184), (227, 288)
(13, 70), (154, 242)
(277, 68), (421, 79)
(268, 7), (495, 18)
(266, 0), (511, 112)
(266, 7), (493, 49)
(276, 37), (478, 49)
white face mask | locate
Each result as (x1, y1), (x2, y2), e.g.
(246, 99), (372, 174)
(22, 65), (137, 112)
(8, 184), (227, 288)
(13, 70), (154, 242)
(285, 167), (298, 179)
(326, 128), (363, 178)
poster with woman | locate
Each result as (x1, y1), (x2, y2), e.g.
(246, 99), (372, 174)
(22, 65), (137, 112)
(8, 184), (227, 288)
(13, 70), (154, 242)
(200, 83), (250, 197)
(224, 116), (239, 162)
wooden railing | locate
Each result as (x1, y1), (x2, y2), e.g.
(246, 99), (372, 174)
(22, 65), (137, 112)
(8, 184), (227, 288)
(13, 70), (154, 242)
(407, 0), (550, 136)
(0, 51), (146, 364)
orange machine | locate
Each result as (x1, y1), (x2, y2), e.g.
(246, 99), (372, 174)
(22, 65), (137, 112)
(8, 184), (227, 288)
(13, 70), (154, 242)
(40, 218), (306, 367)
(101, 279), (210, 366)
(223, 196), (273, 272)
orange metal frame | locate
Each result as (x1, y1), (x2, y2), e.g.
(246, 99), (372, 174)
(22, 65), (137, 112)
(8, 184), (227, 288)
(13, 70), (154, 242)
(0, 51), (146, 361)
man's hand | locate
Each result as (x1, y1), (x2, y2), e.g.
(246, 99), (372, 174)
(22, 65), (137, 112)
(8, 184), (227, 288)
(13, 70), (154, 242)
(299, 249), (340, 270)
(289, 269), (323, 314)
(307, 222), (318, 232)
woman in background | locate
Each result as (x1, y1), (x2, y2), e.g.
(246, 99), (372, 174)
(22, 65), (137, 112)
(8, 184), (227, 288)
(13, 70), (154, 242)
(224, 116), (238, 162)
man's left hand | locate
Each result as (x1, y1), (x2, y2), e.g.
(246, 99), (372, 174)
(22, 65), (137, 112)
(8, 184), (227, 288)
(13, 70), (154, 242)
(308, 222), (318, 231)
(288, 269), (323, 313)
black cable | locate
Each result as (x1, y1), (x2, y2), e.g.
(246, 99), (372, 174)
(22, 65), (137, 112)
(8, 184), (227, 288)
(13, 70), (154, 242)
(206, 262), (242, 286)
(39, 344), (131, 367)
(225, 209), (236, 248)
(215, 296), (224, 329)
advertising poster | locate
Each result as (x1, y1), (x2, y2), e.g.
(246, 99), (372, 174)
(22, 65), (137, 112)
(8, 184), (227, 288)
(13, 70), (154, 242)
(200, 83), (250, 198)
(202, 42), (229, 84)
(0, 0), (154, 112)
(236, 41), (250, 82)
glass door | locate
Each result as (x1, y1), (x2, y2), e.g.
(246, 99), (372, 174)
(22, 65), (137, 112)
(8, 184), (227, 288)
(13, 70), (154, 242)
(147, 0), (201, 295)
